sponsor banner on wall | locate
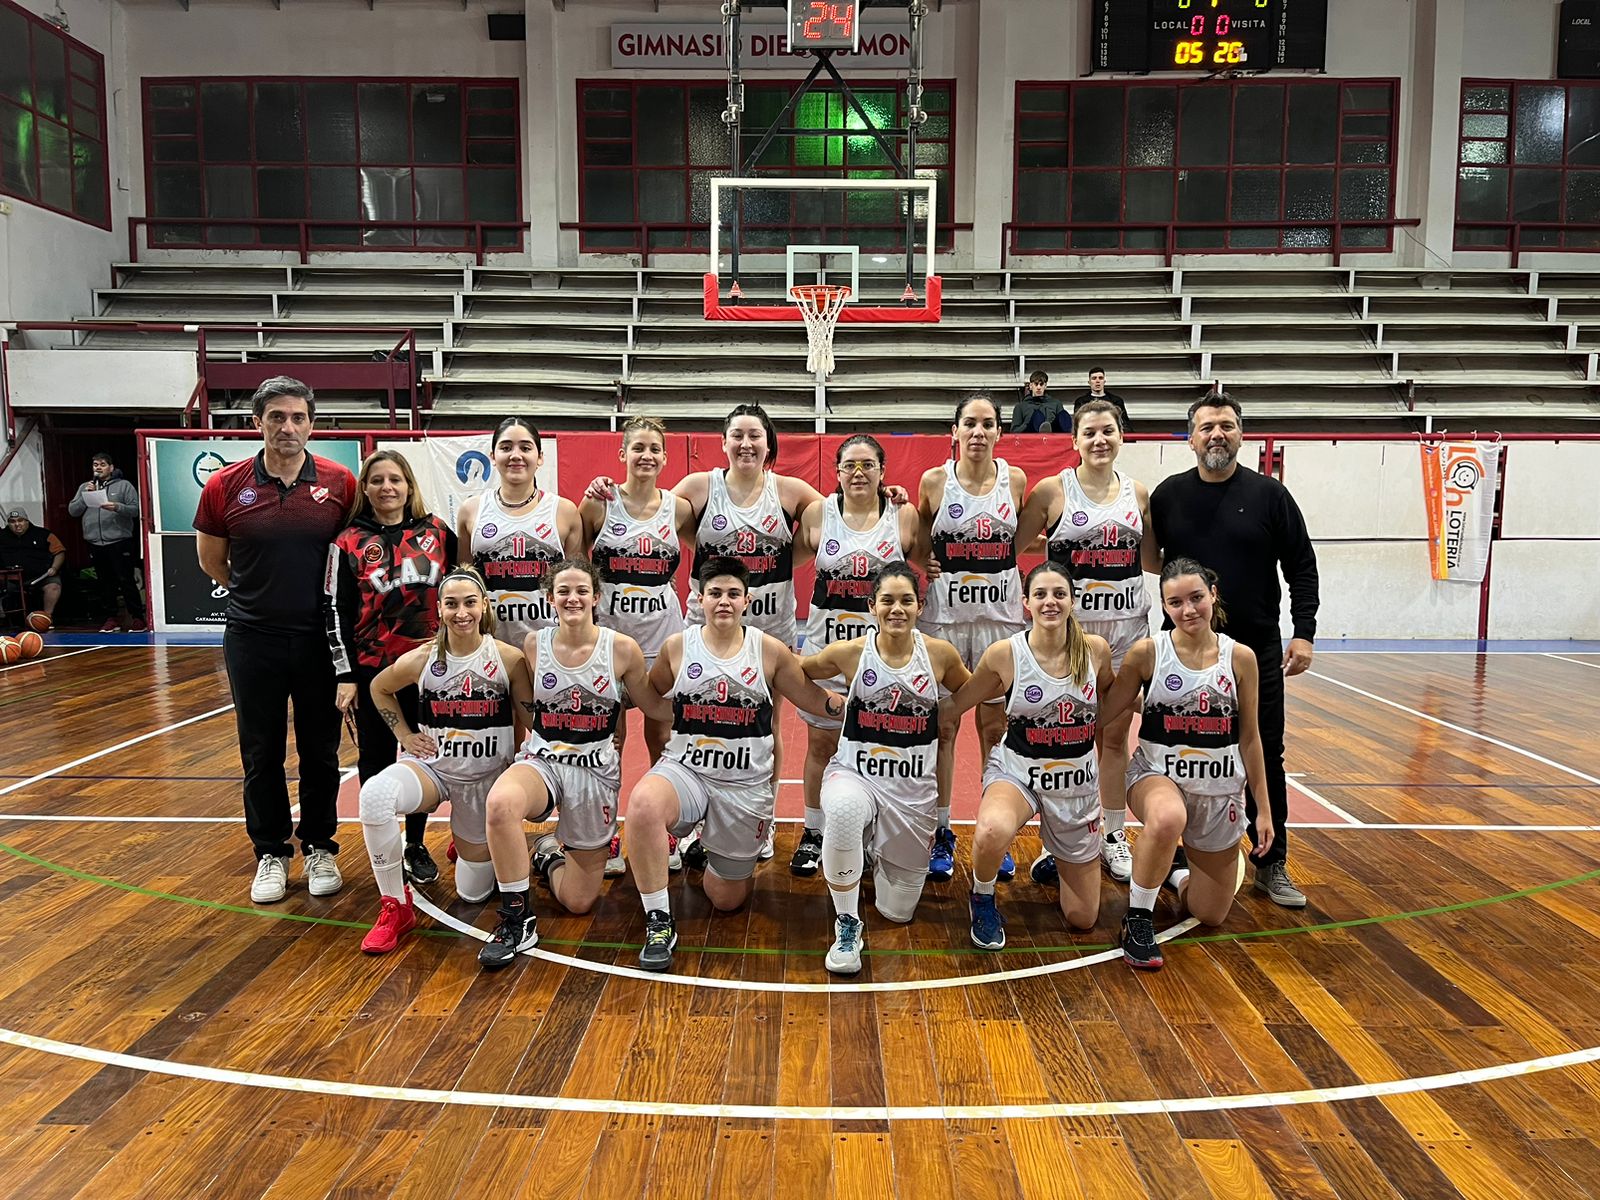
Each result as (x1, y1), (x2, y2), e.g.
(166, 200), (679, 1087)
(150, 437), (364, 533)
(372, 435), (559, 531)
(154, 533), (231, 628)
(610, 23), (912, 69)
(1421, 442), (1501, 583)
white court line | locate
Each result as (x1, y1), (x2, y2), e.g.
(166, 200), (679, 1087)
(1285, 774), (1364, 826)
(1544, 652), (1600, 672)
(1296, 822), (1600, 832)
(0, 645), (108, 674)
(1306, 670), (1600, 787)
(0, 704), (237, 799)
(1, 1024), (1596, 1121)
(410, 890), (1200, 994)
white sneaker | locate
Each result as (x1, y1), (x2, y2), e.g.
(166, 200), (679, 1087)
(825, 914), (865, 975)
(603, 834), (627, 878)
(250, 855), (290, 904)
(304, 848), (344, 897)
(1101, 828), (1133, 884)
(758, 822), (776, 861)
(665, 833), (683, 873)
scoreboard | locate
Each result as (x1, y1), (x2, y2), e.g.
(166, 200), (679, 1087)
(1092, 0), (1328, 74)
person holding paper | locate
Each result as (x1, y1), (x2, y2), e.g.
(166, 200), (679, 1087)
(68, 451), (146, 633)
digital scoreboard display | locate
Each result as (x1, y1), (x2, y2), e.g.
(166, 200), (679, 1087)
(1559, 0), (1600, 78)
(787, 1), (861, 53)
(1093, 0), (1328, 74)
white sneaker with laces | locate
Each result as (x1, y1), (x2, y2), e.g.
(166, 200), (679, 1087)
(758, 822), (776, 861)
(666, 834), (683, 872)
(1101, 828), (1133, 884)
(250, 855), (290, 904)
(825, 914), (865, 975)
(603, 834), (626, 878)
(304, 848), (344, 897)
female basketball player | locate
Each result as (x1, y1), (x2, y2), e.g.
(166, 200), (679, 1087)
(1100, 557), (1273, 971)
(458, 417), (582, 648)
(790, 435), (922, 878)
(917, 394), (1028, 882)
(580, 415), (696, 876)
(625, 556), (848, 973)
(800, 564), (969, 974)
(328, 449), (456, 885)
(476, 559), (673, 970)
(1014, 399), (1152, 886)
(946, 562), (1112, 950)
(356, 568), (534, 954)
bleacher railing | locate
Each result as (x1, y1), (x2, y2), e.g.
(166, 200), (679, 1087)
(556, 220), (974, 265)
(1454, 221), (1600, 266)
(1001, 218), (1423, 267)
(127, 217), (528, 266)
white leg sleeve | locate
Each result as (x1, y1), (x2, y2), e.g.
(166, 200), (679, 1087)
(359, 765), (425, 900)
(872, 859), (928, 924)
(454, 856), (498, 904)
(821, 774), (874, 918)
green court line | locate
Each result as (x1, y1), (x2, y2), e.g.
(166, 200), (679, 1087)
(3, 839), (1596, 961)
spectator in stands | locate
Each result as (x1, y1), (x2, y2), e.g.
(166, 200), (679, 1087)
(1, 507), (65, 626)
(68, 451), (147, 633)
(1011, 370), (1068, 433)
(1144, 391), (1319, 910)
(1073, 368), (1130, 429)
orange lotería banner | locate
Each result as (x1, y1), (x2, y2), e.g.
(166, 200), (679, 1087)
(1421, 442), (1501, 583)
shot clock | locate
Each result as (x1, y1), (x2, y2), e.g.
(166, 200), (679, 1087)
(787, 1), (862, 53)
(1092, 0), (1327, 74)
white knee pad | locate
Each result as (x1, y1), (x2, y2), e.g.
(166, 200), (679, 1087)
(872, 859), (927, 924)
(359, 765), (424, 827)
(821, 775), (873, 888)
(454, 855), (497, 904)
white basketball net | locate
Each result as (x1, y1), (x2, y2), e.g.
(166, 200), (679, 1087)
(790, 284), (851, 377)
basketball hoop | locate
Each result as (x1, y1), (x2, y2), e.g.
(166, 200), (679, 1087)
(790, 283), (851, 377)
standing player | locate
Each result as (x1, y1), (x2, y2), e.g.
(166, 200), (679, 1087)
(327, 449), (456, 886)
(917, 394), (1028, 882)
(790, 435), (921, 878)
(947, 563), (1112, 950)
(580, 415), (695, 876)
(458, 418), (582, 649)
(1014, 398), (1151, 886)
(624, 557), (847, 972)
(477, 559), (673, 969)
(801, 565), (969, 974)
(356, 568), (534, 954)
(1100, 557), (1273, 971)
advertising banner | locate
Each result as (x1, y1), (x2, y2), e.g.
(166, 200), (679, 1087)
(1421, 442), (1502, 583)
(151, 437), (363, 533)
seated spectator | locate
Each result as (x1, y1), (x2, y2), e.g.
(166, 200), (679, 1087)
(1012, 370), (1069, 433)
(1073, 367), (1130, 429)
(1, 508), (65, 626)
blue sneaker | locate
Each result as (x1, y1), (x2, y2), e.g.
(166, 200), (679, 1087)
(997, 850), (1015, 882)
(969, 892), (1006, 950)
(1029, 852), (1058, 886)
(928, 826), (956, 882)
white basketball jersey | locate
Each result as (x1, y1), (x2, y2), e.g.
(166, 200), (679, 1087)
(1138, 631), (1243, 797)
(991, 632), (1099, 800)
(663, 625), (775, 785)
(804, 498), (903, 652)
(590, 488), (684, 660)
(520, 626), (624, 775)
(924, 459), (1023, 626)
(472, 489), (564, 645)
(1047, 470), (1148, 625)
(688, 470), (795, 639)
(415, 637), (515, 781)
(829, 631), (939, 807)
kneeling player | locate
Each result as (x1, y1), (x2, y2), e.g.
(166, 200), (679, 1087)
(358, 569), (532, 953)
(626, 556), (847, 973)
(477, 559), (671, 970)
(948, 563), (1112, 950)
(1100, 557), (1273, 971)
(801, 564), (969, 974)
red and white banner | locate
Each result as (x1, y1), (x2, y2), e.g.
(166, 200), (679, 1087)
(610, 23), (911, 70)
(1421, 442), (1501, 583)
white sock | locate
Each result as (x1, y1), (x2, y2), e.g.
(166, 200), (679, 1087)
(972, 874), (997, 896)
(641, 887), (670, 916)
(362, 819), (406, 900)
(1129, 883), (1160, 911)
(1103, 808), (1126, 837)
(499, 877), (530, 895)
(1167, 867), (1191, 893)
(937, 806), (951, 829)
(830, 885), (860, 919)
(804, 805), (824, 833)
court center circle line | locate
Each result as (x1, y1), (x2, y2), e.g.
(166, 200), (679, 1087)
(1, 1024), (1596, 1122)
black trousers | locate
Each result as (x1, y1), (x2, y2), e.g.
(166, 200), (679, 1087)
(87, 540), (145, 622)
(350, 664), (427, 846)
(225, 626), (342, 860)
(1241, 636), (1289, 868)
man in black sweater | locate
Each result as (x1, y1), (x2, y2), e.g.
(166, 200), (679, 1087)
(1144, 392), (1319, 908)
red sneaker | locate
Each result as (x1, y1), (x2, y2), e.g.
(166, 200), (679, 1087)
(360, 890), (417, 954)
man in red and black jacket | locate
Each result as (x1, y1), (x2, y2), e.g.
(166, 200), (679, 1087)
(325, 459), (456, 883)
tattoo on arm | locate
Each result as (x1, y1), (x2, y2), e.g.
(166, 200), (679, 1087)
(380, 709), (400, 730)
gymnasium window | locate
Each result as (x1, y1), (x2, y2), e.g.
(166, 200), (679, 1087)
(1455, 81), (1600, 251)
(576, 79), (955, 255)
(141, 78), (522, 250)
(1011, 79), (1398, 255)
(0, 0), (110, 228)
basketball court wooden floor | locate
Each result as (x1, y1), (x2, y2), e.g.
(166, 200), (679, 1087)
(1, 642), (1599, 1199)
